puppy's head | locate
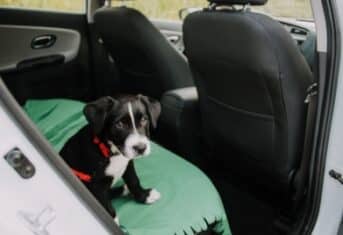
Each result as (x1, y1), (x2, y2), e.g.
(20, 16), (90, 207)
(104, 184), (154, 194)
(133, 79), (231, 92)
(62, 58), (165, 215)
(83, 95), (161, 159)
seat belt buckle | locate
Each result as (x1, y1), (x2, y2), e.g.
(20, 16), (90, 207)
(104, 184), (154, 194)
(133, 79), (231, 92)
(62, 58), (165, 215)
(304, 83), (318, 104)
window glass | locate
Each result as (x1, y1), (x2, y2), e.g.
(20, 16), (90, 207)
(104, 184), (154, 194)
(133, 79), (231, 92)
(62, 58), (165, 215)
(0, 0), (85, 13)
(112, 0), (313, 20)
(255, 1), (313, 20)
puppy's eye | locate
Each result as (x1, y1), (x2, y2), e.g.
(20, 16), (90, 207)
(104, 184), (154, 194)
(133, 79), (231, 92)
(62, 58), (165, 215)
(115, 121), (124, 129)
(140, 116), (148, 126)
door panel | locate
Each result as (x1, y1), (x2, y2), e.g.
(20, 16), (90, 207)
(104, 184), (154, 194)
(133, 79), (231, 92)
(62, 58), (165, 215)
(0, 25), (80, 72)
(0, 9), (92, 105)
(0, 79), (121, 234)
(0, 102), (112, 235)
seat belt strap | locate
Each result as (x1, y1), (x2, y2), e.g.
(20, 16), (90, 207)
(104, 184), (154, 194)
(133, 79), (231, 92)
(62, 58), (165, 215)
(293, 83), (318, 203)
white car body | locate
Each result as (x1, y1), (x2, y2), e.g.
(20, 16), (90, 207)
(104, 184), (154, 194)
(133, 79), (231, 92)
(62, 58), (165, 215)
(0, 90), (114, 234)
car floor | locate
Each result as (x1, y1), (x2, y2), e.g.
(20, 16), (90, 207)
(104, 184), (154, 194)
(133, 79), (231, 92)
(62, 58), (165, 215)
(211, 176), (278, 235)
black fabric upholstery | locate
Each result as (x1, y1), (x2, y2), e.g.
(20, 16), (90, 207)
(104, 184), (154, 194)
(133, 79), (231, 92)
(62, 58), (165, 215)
(208, 0), (267, 5)
(94, 7), (193, 99)
(183, 10), (312, 192)
(158, 87), (202, 165)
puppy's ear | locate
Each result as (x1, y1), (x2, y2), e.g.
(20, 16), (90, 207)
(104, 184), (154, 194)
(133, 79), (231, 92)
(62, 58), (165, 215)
(83, 96), (118, 134)
(138, 95), (161, 129)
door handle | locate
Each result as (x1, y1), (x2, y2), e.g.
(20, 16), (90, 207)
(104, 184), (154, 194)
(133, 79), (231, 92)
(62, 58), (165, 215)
(31, 35), (56, 49)
(167, 35), (180, 44)
(329, 170), (343, 185)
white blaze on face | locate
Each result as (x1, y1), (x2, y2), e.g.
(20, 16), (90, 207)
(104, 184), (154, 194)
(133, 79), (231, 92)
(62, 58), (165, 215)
(128, 101), (137, 133)
(123, 102), (150, 159)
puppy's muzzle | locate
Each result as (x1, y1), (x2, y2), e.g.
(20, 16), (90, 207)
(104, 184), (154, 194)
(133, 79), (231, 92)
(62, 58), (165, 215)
(124, 133), (151, 159)
(133, 143), (147, 155)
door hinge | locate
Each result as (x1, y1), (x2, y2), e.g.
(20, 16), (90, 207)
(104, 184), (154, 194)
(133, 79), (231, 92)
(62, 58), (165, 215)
(329, 170), (343, 185)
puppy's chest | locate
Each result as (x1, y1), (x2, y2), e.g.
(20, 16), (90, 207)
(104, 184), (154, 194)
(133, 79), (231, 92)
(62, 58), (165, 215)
(104, 154), (129, 184)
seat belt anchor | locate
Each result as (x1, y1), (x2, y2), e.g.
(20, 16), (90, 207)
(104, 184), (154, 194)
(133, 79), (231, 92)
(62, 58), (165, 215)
(304, 83), (318, 104)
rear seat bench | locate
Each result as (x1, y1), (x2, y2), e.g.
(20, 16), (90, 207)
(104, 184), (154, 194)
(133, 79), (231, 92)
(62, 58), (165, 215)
(24, 99), (231, 235)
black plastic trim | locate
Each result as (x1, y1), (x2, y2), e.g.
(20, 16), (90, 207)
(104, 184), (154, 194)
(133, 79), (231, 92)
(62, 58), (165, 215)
(16, 55), (65, 72)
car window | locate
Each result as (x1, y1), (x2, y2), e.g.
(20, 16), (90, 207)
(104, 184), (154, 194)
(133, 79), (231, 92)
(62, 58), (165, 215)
(0, 0), (85, 13)
(111, 0), (313, 21)
(255, 1), (312, 20)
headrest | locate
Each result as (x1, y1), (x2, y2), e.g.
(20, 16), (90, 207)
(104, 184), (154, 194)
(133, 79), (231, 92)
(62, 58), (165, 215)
(208, 0), (267, 6)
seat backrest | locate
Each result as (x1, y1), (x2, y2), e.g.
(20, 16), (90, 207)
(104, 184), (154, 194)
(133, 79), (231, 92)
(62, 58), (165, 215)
(183, 0), (313, 192)
(94, 7), (193, 98)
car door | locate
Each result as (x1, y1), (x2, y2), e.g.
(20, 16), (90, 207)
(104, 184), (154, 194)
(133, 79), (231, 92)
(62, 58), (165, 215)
(0, 2), (122, 234)
(0, 2), (92, 105)
(0, 79), (120, 234)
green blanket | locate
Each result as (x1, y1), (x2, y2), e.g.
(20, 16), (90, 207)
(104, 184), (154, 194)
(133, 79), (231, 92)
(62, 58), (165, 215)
(24, 99), (231, 235)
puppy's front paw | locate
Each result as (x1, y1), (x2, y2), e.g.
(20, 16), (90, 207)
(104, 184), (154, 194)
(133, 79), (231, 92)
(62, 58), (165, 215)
(122, 184), (130, 196)
(114, 216), (120, 225)
(145, 188), (161, 204)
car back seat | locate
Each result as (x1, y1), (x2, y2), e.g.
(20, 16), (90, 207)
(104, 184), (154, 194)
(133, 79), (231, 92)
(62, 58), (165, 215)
(23, 99), (231, 235)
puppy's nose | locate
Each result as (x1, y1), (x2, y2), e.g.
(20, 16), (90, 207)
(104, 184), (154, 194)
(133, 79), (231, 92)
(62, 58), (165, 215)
(133, 143), (147, 155)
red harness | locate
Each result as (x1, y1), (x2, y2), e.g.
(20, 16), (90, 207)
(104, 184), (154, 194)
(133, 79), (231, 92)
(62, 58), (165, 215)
(71, 136), (111, 183)
(92, 136), (111, 158)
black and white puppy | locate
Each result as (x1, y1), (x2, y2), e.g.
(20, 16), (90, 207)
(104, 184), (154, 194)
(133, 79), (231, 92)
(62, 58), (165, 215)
(60, 95), (161, 224)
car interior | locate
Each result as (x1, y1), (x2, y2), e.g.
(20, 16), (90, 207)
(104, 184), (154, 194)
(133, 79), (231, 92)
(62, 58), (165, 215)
(0, 0), (317, 234)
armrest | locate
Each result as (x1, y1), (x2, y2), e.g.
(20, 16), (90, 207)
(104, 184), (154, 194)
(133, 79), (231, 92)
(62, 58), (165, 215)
(163, 87), (198, 103)
(157, 87), (201, 163)
(160, 87), (198, 126)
